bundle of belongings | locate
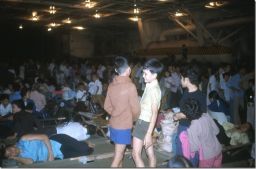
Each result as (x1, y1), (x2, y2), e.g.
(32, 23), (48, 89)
(157, 111), (178, 152)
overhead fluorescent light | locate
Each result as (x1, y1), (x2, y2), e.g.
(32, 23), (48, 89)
(73, 26), (85, 30)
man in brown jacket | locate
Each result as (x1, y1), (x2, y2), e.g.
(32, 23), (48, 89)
(104, 56), (140, 167)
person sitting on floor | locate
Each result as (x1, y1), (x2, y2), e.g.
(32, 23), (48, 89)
(0, 94), (12, 117)
(2, 133), (94, 165)
(174, 98), (222, 167)
(208, 90), (230, 124)
(11, 99), (43, 139)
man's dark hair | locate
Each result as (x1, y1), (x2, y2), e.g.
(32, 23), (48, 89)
(114, 56), (129, 75)
(180, 98), (203, 121)
(20, 87), (30, 98)
(143, 58), (163, 75)
(180, 65), (201, 86)
(0, 94), (9, 101)
(11, 99), (25, 110)
(208, 90), (220, 101)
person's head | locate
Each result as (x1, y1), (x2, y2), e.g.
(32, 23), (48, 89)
(92, 73), (98, 81)
(77, 82), (86, 91)
(180, 65), (201, 88)
(25, 102), (34, 113)
(4, 145), (20, 159)
(31, 83), (40, 92)
(180, 98), (203, 121)
(0, 94), (10, 106)
(114, 56), (131, 76)
(11, 99), (25, 113)
(239, 67), (246, 76)
(20, 87), (31, 99)
(208, 90), (220, 102)
(167, 155), (192, 168)
(142, 58), (163, 83)
(223, 72), (230, 81)
(238, 122), (255, 142)
(12, 83), (21, 92)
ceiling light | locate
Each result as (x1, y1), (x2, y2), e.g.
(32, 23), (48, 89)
(47, 22), (61, 27)
(174, 10), (187, 17)
(73, 26), (85, 30)
(32, 11), (37, 17)
(62, 18), (72, 24)
(31, 11), (39, 21)
(94, 10), (101, 18)
(129, 16), (140, 22)
(19, 25), (23, 30)
(49, 6), (57, 14)
(84, 0), (96, 8)
(133, 4), (140, 14)
(205, 1), (227, 8)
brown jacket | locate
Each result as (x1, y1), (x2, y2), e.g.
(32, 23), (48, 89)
(104, 76), (140, 129)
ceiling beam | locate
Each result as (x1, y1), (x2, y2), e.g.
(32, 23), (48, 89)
(160, 17), (254, 40)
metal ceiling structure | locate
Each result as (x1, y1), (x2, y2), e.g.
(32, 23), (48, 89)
(0, 0), (254, 30)
(0, 0), (254, 57)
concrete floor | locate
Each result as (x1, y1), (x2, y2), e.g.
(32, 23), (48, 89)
(5, 135), (254, 168)
(21, 135), (172, 168)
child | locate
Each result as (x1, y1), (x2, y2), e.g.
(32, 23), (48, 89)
(174, 98), (222, 167)
(0, 94), (12, 117)
(3, 134), (93, 165)
(132, 58), (163, 167)
(104, 56), (140, 167)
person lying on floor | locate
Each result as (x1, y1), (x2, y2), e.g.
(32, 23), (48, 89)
(3, 133), (94, 165)
(221, 121), (254, 146)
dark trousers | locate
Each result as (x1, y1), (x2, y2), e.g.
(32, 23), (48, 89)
(50, 134), (92, 158)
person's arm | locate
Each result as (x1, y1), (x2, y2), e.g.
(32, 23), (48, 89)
(103, 87), (113, 115)
(9, 156), (33, 165)
(21, 134), (54, 161)
(129, 84), (140, 121)
(144, 91), (159, 149)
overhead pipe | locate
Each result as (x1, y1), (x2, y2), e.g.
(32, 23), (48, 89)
(160, 17), (254, 40)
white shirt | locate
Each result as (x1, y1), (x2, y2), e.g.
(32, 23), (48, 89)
(88, 79), (103, 95)
(76, 90), (87, 102)
(56, 122), (90, 141)
(0, 103), (12, 116)
(62, 87), (75, 101)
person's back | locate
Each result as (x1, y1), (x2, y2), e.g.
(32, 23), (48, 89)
(104, 69), (140, 129)
(180, 89), (206, 112)
(177, 98), (222, 167)
(30, 90), (46, 112)
(187, 113), (222, 159)
(179, 65), (206, 113)
(13, 110), (42, 137)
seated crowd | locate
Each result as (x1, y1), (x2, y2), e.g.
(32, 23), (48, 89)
(0, 57), (254, 167)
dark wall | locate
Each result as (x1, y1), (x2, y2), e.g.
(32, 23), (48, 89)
(0, 23), (69, 64)
(93, 26), (141, 57)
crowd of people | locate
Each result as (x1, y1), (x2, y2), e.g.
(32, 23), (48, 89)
(0, 55), (254, 167)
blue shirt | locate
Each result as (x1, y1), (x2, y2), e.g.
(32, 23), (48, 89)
(227, 73), (244, 98)
(9, 91), (22, 102)
(17, 139), (63, 162)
